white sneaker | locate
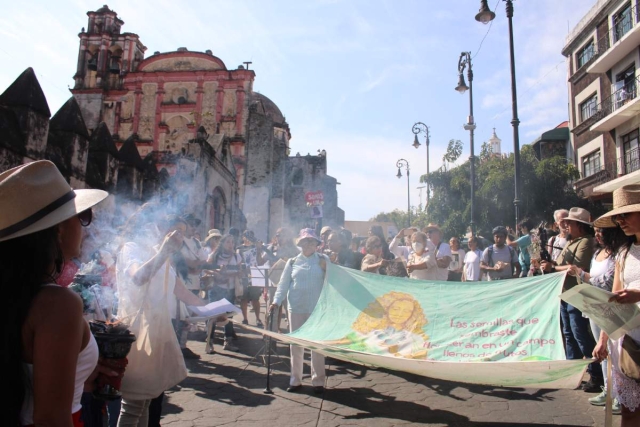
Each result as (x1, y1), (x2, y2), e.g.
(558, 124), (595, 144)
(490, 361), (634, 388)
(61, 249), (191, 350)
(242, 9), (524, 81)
(612, 398), (622, 415)
(588, 388), (606, 406)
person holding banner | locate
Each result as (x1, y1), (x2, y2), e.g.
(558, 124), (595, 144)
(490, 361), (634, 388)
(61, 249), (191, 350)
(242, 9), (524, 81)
(361, 236), (389, 274)
(541, 207), (603, 393)
(593, 184), (640, 425)
(406, 231), (437, 280)
(269, 228), (328, 394)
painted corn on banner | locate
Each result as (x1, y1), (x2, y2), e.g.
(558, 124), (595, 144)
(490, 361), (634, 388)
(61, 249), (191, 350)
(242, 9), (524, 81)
(262, 264), (589, 389)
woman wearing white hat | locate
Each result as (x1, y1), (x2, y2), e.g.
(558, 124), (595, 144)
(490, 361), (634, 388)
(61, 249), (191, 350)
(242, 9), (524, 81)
(2, 161), (109, 426)
(593, 184), (640, 425)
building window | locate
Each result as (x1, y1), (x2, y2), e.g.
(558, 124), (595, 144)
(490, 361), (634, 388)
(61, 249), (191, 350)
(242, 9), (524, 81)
(582, 150), (601, 178)
(291, 168), (304, 186)
(576, 40), (595, 69)
(614, 64), (636, 108)
(580, 94), (598, 122)
(623, 129), (640, 174)
(613, 2), (633, 42)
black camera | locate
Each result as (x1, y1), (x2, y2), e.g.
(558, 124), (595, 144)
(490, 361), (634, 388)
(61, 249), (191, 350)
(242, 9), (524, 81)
(537, 222), (551, 262)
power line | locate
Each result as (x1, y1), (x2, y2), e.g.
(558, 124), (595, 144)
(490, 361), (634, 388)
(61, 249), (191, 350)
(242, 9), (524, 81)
(472, 0), (501, 60)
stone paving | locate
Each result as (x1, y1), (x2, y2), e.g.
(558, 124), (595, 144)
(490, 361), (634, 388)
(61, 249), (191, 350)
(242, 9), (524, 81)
(161, 313), (621, 427)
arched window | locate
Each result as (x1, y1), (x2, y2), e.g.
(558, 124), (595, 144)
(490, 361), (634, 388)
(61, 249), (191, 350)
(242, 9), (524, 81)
(209, 187), (227, 231)
(291, 168), (304, 186)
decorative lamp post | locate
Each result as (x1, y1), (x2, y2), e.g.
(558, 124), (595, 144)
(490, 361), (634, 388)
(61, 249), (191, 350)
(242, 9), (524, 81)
(411, 122), (430, 205)
(455, 51), (477, 236)
(475, 0), (521, 228)
(396, 159), (411, 227)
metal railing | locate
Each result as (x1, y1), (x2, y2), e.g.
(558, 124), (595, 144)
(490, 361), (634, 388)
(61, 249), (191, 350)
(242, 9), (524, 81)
(592, 3), (639, 61)
(590, 74), (640, 123)
(578, 146), (640, 182)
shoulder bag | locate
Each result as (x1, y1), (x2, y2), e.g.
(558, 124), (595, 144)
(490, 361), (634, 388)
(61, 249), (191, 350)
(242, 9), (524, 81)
(620, 334), (640, 381)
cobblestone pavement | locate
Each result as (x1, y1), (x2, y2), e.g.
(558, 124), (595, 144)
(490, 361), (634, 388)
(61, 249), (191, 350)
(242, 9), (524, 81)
(162, 313), (620, 427)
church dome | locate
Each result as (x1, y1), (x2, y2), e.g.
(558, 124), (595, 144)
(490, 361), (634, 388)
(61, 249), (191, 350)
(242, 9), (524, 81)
(251, 92), (285, 124)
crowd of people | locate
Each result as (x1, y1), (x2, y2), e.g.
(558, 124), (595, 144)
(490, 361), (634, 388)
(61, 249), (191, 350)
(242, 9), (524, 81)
(6, 159), (640, 427)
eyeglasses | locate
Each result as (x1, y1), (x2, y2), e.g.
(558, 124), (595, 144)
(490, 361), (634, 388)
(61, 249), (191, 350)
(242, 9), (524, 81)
(78, 209), (93, 227)
(612, 213), (630, 225)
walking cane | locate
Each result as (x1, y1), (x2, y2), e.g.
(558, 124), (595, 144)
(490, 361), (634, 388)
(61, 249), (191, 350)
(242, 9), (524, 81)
(263, 307), (275, 394)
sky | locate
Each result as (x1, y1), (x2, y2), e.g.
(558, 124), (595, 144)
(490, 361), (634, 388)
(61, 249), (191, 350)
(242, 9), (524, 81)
(0, 0), (596, 221)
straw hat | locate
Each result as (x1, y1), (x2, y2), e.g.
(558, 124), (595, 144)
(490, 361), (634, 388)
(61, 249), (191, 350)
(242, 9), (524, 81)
(0, 161), (108, 242)
(203, 229), (222, 246)
(424, 223), (441, 232)
(594, 184), (640, 228)
(207, 229), (222, 238)
(296, 228), (322, 245)
(564, 207), (592, 226)
(320, 225), (332, 236)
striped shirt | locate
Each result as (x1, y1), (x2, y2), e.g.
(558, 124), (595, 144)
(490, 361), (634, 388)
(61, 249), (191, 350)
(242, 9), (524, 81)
(273, 252), (327, 313)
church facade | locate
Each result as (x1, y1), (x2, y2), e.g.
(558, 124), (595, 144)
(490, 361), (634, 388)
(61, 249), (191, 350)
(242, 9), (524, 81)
(67, 5), (342, 239)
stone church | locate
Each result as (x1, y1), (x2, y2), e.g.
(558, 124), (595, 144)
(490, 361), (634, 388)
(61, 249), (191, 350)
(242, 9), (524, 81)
(0, 5), (343, 240)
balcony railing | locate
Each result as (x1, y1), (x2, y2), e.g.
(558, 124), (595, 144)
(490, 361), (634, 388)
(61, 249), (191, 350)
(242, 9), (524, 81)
(591, 3), (639, 62)
(590, 74), (639, 123)
(578, 147), (640, 184)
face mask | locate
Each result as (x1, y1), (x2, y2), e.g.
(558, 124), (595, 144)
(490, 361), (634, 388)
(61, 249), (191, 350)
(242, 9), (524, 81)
(412, 242), (424, 252)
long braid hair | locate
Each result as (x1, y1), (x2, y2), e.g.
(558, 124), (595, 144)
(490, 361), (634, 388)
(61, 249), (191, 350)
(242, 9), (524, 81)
(3, 226), (64, 425)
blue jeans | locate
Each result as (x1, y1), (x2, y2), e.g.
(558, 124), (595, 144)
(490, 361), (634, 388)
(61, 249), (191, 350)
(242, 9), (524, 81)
(560, 300), (602, 380)
(208, 286), (236, 338)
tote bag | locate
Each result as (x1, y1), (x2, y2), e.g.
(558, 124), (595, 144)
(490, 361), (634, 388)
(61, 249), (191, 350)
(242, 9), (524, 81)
(120, 263), (187, 400)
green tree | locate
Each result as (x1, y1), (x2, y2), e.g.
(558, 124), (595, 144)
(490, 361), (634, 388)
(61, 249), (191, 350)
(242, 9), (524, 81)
(443, 139), (463, 164)
(397, 144), (604, 239)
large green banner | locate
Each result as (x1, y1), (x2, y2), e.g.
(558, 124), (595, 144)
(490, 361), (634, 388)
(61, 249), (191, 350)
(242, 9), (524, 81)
(263, 264), (588, 389)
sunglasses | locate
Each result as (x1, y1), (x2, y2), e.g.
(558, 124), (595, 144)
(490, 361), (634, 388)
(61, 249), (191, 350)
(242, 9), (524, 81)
(78, 209), (92, 227)
(612, 213), (630, 224)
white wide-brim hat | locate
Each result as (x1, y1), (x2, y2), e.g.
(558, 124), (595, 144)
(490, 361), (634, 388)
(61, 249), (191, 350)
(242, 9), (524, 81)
(564, 207), (593, 226)
(594, 184), (640, 228)
(0, 160), (108, 242)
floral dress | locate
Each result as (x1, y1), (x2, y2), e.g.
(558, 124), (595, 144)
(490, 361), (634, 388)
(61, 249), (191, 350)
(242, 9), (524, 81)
(612, 243), (640, 411)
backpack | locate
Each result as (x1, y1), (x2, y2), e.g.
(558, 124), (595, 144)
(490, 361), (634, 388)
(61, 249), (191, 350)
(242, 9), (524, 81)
(486, 245), (516, 268)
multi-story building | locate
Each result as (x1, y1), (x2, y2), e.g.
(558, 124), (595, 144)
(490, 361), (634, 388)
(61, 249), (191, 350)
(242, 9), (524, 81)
(562, 0), (640, 199)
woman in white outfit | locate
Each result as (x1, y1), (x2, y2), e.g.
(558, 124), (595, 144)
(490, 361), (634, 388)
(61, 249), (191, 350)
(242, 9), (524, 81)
(593, 184), (640, 426)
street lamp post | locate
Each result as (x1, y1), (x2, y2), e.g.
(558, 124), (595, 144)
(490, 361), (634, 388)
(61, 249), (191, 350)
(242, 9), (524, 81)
(396, 159), (411, 227)
(455, 51), (477, 237)
(476, 0), (521, 228)
(411, 122), (430, 206)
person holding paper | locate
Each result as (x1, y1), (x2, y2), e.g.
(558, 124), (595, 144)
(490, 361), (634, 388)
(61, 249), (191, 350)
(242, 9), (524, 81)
(569, 226), (626, 412)
(116, 207), (208, 426)
(269, 228), (328, 394)
(593, 184), (640, 425)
